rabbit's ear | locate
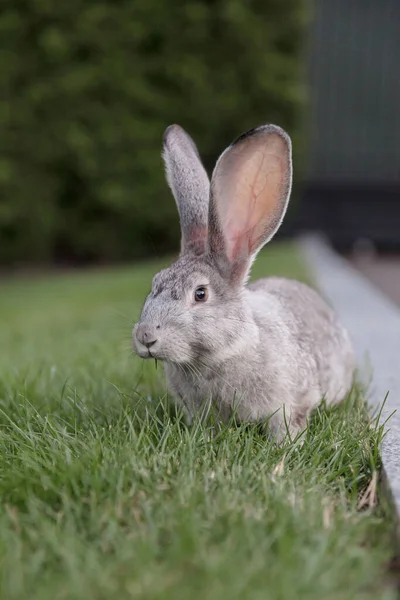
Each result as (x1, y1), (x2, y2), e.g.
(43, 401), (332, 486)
(208, 125), (292, 284)
(162, 125), (210, 256)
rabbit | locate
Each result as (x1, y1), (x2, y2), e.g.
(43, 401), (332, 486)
(132, 123), (355, 441)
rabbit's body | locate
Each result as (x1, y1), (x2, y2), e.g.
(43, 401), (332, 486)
(164, 275), (354, 438)
(133, 123), (355, 439)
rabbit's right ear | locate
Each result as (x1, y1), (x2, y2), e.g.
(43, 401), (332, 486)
(162, 125), (210, 256)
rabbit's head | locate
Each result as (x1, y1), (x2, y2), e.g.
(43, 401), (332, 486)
(133, 124), (292, 364)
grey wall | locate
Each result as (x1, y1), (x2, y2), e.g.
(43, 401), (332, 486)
(308, 0), (400, 183)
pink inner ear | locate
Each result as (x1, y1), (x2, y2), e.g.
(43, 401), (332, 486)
(228, 225), (258, 262)
(221, 147), (284, 263)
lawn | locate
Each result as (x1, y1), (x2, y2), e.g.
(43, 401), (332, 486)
(0, 242), (396, 600)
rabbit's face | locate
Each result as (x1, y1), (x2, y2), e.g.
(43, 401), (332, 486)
(133, 254), (248, 365)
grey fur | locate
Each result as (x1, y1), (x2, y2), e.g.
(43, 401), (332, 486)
(133, 124), (355, 440)
(162, 124), (210, 256)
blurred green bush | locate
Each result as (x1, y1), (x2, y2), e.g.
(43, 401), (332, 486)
(0, 0), (307, 265)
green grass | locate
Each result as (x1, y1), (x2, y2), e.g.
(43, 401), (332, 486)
(0, 242), (396, 600)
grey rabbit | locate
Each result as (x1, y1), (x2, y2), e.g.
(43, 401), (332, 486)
(133, 123), (355, 440)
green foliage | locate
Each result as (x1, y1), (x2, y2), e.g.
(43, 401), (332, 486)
(0, 0), (307, 265)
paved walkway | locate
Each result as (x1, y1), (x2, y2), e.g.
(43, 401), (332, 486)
(351, 255), (400, 306)
(300, 235), (400, 519)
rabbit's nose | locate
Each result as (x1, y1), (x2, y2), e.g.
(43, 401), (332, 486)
(136, 323), (158, 348)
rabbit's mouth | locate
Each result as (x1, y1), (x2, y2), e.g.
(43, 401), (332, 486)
(134, 342), (159, 360)
(132, 323), (161, 359)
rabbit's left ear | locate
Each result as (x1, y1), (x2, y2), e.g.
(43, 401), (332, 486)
(208, 125), (292, 284)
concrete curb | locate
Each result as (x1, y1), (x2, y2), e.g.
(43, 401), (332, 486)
(299, 234), (400, 516)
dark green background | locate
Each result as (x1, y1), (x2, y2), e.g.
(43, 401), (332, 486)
(0, 0), (307, 266)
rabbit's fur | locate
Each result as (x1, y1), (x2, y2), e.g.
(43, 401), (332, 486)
(133, 124), (355, 440)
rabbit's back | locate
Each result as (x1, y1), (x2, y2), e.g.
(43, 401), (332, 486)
(248, 277), (355, 404)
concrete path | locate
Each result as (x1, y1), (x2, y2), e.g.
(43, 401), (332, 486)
(300, 235), (400, 518)
(351, 255), (400, 307)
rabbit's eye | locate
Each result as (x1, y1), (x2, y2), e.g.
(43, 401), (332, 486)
(194, 286), (208, 303)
